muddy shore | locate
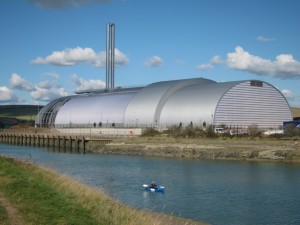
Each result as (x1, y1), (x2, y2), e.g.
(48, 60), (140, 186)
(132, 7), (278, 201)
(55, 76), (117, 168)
(90, 136), (300, 162)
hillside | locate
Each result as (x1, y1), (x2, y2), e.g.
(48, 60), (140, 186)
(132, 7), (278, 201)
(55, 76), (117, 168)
(291, 107), (300, 119)
(0, 105), (43, 128)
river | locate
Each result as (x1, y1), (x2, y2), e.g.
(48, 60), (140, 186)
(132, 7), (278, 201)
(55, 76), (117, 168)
(0, 144), (300, 225)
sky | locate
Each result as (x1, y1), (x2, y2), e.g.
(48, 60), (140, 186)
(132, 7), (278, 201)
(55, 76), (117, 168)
(0, 0), (300, 107)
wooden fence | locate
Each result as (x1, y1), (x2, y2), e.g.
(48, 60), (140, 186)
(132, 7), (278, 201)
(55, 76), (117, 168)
(0, 133), (112, 153)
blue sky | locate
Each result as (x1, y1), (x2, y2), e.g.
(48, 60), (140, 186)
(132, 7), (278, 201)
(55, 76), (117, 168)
(1, 0), (300, 107)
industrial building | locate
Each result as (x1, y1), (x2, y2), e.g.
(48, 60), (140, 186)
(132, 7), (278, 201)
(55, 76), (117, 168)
(36, 77), (292, 131)
(35, 23), (292, 132)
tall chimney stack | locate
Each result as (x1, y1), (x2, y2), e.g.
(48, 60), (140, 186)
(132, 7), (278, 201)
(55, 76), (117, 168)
(106, 23), (115, 90)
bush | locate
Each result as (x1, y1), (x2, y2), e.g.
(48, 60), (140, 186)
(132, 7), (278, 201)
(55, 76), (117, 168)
(269, 133), (284, 139)
(182, 123), (195, 138)
(285, 124), (300, 137)
(141, 128), (160, 136)
(248, 124), (260, 137)
(205, 125), (216, 138)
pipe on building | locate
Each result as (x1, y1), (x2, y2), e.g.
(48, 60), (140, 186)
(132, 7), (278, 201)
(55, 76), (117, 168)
(106, 23), (115, 90)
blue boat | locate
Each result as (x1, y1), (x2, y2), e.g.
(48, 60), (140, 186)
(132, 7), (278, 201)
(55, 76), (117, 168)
(143, 184), (165, 192)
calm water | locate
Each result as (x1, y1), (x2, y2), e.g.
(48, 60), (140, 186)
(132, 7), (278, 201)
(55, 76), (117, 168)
(1, 144), (300, 225)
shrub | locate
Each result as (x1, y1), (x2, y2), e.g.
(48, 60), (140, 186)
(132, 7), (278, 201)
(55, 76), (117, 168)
(205, 125), (216, 138)
(141, 128), (160, 136)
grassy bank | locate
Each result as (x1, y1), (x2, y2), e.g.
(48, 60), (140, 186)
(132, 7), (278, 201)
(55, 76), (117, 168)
(0, 156), (204, 225)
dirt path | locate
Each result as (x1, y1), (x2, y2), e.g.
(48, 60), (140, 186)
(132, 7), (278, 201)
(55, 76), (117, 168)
(0, 192), (24, 225)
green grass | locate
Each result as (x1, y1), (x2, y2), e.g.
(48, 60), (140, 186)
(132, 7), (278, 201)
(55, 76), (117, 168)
(0, 158), (95, 225)
(0, 157), (129, 225)
(0, 105), (41, 117)
(0, 105), (41, 128)
(0, 156), (202, 225)
(0, 204), (9, 225)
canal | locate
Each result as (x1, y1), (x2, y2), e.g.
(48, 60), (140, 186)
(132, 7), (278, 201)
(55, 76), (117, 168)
(1, 144), (300, 225)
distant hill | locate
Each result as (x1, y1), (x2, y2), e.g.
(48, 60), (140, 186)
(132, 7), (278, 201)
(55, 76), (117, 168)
(0, 105), (43, 128)
(291, 107), (300, 120)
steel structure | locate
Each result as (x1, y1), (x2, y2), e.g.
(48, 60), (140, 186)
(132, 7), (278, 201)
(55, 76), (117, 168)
(106, 23), (115, 90)
(36, 78), (292, 130)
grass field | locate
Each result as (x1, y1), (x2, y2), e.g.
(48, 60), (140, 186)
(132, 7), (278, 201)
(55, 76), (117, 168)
(0, 156), (204, 225)
(0, 105), (43, 128)
(0, 105), (41, 117)
(292, 107), (300, 118)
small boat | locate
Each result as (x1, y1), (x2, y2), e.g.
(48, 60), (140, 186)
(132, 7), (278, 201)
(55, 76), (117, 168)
(143, 184), (165, 192)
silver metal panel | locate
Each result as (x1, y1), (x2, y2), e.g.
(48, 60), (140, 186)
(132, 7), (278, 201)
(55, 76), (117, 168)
(35, 96), (72, 126)
(106, 23), (115, 90)
(214, 81), (292, 129)
(111, 23), (115, 89)
(106, 23), (110, 89)
(159, 81), (240, 127)
(37, 78), (292, 130)
(123, 78), (216, 126)
(55, 92), (136, 125)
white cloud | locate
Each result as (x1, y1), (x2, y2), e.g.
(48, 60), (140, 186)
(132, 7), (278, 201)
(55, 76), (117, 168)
(71, 74), (106, 92)
(37, 80), (54, 89)
(10, 73), (34, 91)
(38, 72), (62, 90)
(27, 0), (110, 9)
(31, 47), (97, 66)
(210, 55), (224, 65)
(0, 86), (19, 103)
(227, 46), (300, 79)
(31, 47), (128, 68)
(256, 36), (275, 42)
(144, 56), (164, 67)
(9, 73), (69, 102)
(196, 64), (213, 70)
(281, 89), (295, 101)
(30, 87), (69, 101)
(43, 72), (60, 80)
(196, 55), (224, 70)
(30, 73), (69, 101)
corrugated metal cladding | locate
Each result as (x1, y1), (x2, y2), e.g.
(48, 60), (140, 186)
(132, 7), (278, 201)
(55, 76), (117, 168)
(36, 78), (292, 130)
(213, 81), (292, 129)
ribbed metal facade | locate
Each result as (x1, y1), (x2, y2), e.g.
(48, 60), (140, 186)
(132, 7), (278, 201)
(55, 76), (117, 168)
(36, 78), (292, 130)
(213, 81), (292, 129)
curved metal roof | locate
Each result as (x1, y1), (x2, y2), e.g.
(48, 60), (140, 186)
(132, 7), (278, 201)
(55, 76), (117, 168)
(55, 91), (137, 125)
(159, 81), (241, 126)
(213, 81), (292, 128)
(36, 77), (292, 130)
(123, 77), (216, 126)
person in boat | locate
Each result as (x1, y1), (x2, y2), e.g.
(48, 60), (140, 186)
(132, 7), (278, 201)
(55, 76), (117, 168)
(150, 181), (158, 189)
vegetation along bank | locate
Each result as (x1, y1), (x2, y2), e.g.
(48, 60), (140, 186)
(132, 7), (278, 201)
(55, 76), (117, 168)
(0, 156), (205, 225)
(91, 136), (300, 163)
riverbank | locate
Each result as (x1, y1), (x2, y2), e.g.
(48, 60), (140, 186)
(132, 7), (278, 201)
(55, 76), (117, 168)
(0, 156), (206, 225)
(90, 136), (300, 162)
(1, 127), (300, 162)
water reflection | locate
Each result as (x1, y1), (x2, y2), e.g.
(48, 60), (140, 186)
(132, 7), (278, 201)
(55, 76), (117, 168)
(1, 144), (300, 225)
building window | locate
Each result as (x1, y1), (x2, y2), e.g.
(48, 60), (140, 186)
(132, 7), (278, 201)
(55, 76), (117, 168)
(250, 80), (263, 87)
